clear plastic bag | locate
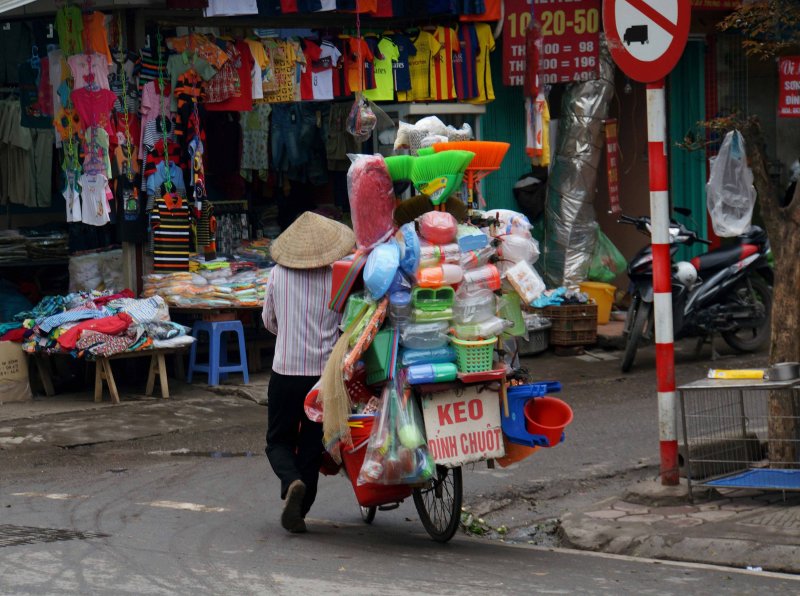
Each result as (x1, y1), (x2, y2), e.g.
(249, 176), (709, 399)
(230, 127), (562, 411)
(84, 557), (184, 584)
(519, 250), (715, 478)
(505, 260), (546, 305)
(400, 320), (450, 349)
(347, 96), (378, 142)
(357, 380), (434, 486)
(497, 234), (540, 266)
(706, 130), (757, 238)
(452, 285), (496, 324)
(347, 154), (396, 249)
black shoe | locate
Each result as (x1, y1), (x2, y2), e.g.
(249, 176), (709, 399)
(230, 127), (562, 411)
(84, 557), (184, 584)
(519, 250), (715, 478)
(281, 480), (307, 533)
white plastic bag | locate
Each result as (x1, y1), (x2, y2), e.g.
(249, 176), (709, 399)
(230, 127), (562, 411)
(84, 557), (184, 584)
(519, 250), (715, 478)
(706, 130), (756, 237)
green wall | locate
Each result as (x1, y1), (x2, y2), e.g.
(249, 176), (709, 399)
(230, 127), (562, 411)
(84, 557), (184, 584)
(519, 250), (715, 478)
(668, 39), (708, 261)
(482, 51), (530, 211)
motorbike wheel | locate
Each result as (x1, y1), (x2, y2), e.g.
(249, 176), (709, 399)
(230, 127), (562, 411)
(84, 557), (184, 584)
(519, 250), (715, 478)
(721, 275), (772, 352)
(621, 300), (652, 373)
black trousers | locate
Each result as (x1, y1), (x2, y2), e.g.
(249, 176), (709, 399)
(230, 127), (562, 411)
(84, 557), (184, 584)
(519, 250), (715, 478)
(265, 371), (323, 517)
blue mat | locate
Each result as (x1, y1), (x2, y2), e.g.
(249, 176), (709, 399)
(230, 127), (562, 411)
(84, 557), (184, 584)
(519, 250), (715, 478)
(705, 469), (800, 490)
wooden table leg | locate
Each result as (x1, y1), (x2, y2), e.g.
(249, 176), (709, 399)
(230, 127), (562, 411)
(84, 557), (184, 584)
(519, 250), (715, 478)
(145, 354), (157, 397)
(94, 360), (104, 402)
(157, 352), (169, 399)
(102, 358), (121, 404)
(34, 354), (56, 397)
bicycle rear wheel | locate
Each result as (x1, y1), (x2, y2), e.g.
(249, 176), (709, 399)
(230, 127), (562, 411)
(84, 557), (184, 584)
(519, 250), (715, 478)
(413, 465), (463, 543)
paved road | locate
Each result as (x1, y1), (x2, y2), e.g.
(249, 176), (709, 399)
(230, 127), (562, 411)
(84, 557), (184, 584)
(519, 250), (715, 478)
(2, 456), (798, 595)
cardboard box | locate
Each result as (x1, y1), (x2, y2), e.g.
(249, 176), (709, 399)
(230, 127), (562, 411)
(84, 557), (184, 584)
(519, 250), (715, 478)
(0, 341), (32, 403)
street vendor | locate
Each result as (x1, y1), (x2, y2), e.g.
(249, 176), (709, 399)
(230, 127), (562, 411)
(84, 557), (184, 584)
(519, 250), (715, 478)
(261, 211), (356, 533)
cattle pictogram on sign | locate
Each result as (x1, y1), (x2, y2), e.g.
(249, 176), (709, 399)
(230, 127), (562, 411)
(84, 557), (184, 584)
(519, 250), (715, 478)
(603, 0), (691, 82)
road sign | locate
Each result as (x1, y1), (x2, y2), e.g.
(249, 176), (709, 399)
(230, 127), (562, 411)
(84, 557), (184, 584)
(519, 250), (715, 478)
(602, 0), (691, 82)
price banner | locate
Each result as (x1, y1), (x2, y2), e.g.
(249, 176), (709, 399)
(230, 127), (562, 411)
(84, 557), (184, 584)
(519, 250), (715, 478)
(779, 57), (800, 118)
(605, 119), (621, 213)
(503, 0), (601, 87)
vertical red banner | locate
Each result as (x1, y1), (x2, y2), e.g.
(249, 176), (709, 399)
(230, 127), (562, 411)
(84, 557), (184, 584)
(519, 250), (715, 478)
(779, 57), (800, 118)
(605, 118), (621, 214)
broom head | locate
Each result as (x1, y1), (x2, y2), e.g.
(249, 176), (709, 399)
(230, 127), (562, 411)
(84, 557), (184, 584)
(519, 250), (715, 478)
(384, 155), (415, 182)
(431, 141), (509, 171)
(410, 151), (475, 206)
(393, 194), (468, 227)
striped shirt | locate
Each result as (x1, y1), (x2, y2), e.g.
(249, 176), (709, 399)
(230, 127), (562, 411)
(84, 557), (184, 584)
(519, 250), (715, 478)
(261, 264), (341, 376)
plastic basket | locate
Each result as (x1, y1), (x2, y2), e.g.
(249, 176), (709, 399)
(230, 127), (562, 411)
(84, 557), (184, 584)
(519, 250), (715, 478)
(451, 336), (497, 373)
(518, 321), (551, 356)
(533, 304), (597, 346)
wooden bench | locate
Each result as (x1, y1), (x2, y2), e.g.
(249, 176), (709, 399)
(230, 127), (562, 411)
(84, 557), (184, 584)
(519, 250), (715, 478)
(32, 348), (187, 404)
(92, 348), (188, 404)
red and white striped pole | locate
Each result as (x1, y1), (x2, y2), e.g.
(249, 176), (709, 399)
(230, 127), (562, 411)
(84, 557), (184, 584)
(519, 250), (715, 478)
(646, 79), (678, 486)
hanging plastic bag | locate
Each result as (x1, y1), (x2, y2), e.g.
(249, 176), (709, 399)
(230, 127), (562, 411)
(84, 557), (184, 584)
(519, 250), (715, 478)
(358, 380), (434, 486)
(347, 95), (378, 142)
(706, 130), (757, 237)
(588, 228), (627, 283)
(347, 154), (396, 249)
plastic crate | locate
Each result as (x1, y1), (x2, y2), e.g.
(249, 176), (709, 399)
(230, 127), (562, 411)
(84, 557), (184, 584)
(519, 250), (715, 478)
(533, 304), (597, 346)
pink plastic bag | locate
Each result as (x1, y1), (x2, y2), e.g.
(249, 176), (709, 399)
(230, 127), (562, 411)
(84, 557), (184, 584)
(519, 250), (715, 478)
(347, 154), (396, 249)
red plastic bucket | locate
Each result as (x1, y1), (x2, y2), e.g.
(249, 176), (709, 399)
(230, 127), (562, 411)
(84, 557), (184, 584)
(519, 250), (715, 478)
(340, 416), (412, 508)
(523, 397), (573, 447)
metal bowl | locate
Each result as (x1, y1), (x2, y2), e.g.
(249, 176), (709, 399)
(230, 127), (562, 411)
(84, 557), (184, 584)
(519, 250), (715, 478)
(768, 362), (800, 381)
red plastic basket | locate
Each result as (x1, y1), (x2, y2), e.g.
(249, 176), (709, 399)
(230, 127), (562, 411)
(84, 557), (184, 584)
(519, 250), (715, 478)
(340, 416), (412, 508)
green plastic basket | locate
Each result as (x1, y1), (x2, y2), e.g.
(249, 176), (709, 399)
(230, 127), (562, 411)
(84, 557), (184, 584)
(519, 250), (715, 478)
(451, 336), (497, 373)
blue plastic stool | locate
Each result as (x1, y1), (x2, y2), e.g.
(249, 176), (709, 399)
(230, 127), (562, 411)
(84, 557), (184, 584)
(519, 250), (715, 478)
(501, 381), (563, 447)
(187, 320), (250, 386)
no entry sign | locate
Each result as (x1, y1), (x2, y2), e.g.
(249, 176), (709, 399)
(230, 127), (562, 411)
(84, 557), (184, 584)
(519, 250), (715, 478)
(602, 0), (691, 82)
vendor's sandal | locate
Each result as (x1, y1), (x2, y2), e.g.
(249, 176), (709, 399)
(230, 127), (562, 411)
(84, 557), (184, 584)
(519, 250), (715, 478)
(281, 480), (307, 533)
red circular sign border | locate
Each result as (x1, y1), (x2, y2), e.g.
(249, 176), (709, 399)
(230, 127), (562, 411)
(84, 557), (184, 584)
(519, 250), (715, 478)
(603, 0), (692, 82)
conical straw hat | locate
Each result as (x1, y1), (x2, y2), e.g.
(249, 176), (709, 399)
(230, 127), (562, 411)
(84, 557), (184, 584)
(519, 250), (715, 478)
(270, 211), (356, 269)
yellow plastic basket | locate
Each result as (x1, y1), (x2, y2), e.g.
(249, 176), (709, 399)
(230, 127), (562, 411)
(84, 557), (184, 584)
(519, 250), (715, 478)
(451, 336), (497, 373)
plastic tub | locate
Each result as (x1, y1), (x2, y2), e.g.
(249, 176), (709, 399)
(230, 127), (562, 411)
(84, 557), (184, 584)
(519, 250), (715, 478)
(579, 281), (616, 325)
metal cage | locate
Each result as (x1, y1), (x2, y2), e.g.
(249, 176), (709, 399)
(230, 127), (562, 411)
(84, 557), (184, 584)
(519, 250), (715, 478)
(679, 378), (800, 500)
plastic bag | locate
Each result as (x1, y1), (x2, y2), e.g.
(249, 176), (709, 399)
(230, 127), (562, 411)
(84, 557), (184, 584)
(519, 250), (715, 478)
(400, 320), (450, 349)
(347, 154), (396, 249)
(482, 209), (533, 239)
(497, 234), (540, 266)
(505, 261), (546, 305)
(418, 211), (458, 244)
(394, 121), (413, 150)
(357, 380), (434, 486)
(347, 96), (378, 142)
(706, 130), (757, 237)
(588, 229), (627, 283)
(453, 285), (496, 324)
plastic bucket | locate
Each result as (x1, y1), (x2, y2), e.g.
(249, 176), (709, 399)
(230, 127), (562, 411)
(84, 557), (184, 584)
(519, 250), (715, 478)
(340, 416), (412, 508)
(579, 282), (616, 325)
(523, 397), (574, 447)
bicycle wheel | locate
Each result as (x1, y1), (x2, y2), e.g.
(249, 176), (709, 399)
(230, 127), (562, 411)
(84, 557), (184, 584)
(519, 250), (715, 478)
(413, 465), (463, 543)
(360, 505), (376, 524)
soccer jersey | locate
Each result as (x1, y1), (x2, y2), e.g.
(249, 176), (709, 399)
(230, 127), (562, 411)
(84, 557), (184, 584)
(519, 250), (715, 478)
(300, 39), (322, 100)
(346, 37), (375, 92)
(460, 0), (500, 21)
(454, 24), (479, 100)
(398, 30), (440, 102)
(312, 40), (342, 100)
(364, 37), (399, 101)
(466, 23), (496, 104)
(390, 34), (416, 92)
(432, 26), (459, 100)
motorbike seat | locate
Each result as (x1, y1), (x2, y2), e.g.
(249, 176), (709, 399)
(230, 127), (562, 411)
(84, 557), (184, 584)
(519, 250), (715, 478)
(691, 244), (759, 272)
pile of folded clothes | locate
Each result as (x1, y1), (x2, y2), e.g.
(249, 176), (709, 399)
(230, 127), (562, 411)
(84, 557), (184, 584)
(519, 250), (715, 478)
(143, 260), (272, 308)
(0, 290), (194, 357)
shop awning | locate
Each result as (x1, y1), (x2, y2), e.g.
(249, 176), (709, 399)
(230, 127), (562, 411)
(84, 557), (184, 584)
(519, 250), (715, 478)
(0, 0), (37, 15)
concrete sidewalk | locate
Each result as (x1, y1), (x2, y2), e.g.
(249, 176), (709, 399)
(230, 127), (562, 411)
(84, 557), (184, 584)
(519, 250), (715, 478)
(561, 478), (800, 574)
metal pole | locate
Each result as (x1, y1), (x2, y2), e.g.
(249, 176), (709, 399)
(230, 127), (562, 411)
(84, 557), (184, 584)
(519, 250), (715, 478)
(646, 79), (678, 485)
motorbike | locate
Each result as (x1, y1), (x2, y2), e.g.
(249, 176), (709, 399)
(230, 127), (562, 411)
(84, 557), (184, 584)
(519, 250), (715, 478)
(619, 209), (773, 373)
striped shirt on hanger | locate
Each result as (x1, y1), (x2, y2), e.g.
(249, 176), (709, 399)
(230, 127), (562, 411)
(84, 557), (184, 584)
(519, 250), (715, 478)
(261, 264), (341, 376)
